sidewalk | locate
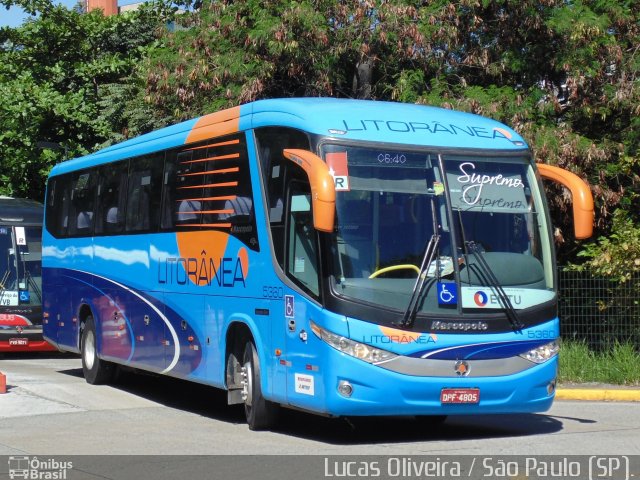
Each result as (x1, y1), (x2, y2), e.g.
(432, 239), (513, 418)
(556, 383), (640, 401)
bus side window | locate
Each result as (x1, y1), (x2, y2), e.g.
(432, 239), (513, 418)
(45, 178), (56, 235)
(201, 133), (257, 250)
(46, 176), (70, 238)
(171, 149), (204, 228)
(265, 150), (286, 268)
(162, 133), (259, 250)
(96, 161), (128, 235)
(160, 150), (176, 230)
(126, 154), (163, 232)
(286, 183), (320, 298)
(255, 127), (311, 269)
(68, 172), (96, 237)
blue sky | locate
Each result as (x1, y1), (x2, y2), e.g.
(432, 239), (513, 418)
(0, 0), (80, 28)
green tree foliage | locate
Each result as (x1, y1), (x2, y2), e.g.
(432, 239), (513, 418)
(576, 209), (640, 281)
(0, 0), (174, 200)
(139, 0), (335, 120)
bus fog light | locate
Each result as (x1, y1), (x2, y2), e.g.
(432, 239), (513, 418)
(547, 380), (556, 395)
(519, 340), (560, 364)
(338, 380), (353, 397)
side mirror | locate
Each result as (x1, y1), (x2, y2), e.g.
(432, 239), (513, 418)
(536, 163), (594, 239)
(283, 149), (336, 232)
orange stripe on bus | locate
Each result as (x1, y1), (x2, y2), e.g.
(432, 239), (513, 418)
(178, 223), (232, 228)
(183, 139), (240, 151)
(181, 153), (240, 164)
(185, 106), (241, 144)
(180, 167), (239, 177)
(176, 195), (237, 202)
(178, 182), (238, 190)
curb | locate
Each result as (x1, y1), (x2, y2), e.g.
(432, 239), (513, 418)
(556, 388), (640, 402)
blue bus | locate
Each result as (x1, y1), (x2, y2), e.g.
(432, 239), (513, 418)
(42, 98), (593, 429)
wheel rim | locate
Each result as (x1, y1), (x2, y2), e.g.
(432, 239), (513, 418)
(242, 360), (254, 408)
(84, 330), (96, 370)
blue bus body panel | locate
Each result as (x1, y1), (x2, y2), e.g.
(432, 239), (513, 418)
(50, 118), (199, 176)
(279, 302), (558, 415)
(42, 228), (279, 388)
(248, 98), (526, 150)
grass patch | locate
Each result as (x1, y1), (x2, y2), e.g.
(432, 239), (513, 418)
(558, 340), (640, 386)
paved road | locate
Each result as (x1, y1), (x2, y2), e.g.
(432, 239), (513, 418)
(1, 353), (639, 457)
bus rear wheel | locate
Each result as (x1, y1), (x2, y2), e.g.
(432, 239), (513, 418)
(81, 316), (115, 385)
(242, 341), (278, 430)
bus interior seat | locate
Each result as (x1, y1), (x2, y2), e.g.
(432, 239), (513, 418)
(106, 207), (118, 224)
(177, 200), (200, 221)
(77, 211), (93, 230)
(220, 197), (253, 224)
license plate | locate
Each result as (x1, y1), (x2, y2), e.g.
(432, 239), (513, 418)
(9, 338), (28, 346)
(441, 388), (480, 404)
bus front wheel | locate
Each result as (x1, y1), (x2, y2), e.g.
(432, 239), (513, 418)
(81, 316), (115, 385)
(242, 341), (278, 430)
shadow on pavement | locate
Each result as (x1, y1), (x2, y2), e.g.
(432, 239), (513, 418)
(55, 366), (567, 445)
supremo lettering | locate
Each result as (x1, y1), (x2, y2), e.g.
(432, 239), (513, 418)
(158, 257), (245, 287)
(456, 162), (524, 206)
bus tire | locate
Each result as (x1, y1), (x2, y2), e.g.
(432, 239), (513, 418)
(242, 341), (278, 430)
(81, 316), (114, 385)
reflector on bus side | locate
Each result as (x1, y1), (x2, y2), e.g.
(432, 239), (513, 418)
(537, 163), (594, 239)
(283, 149), (336, 232)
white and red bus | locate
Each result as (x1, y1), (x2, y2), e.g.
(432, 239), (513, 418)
(0, 196), (55, 352)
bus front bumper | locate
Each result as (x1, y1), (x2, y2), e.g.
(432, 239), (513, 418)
(287, 349), (558, 417)
(0, 327), (57, 352)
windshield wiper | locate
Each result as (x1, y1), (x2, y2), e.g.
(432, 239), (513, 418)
(401, 233), (440, 328)
(465, 240), (524, 331)
(24, 270), (42, 304)
(401, 188), (443, 328)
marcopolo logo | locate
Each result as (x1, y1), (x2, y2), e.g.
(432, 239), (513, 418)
(8, 456), (73, 480)
(431, 320), (489, 332)
(473, 291), (489, 307)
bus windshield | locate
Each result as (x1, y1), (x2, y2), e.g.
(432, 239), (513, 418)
(0, 225), (43, 307)
(323, 144), (554, 316)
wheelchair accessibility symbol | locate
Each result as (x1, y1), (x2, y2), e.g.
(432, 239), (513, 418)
(437, 282), (458, 305)
(285, 295), (295, 318)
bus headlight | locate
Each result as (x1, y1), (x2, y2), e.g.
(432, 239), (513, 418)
(310, 321), (397, 364)
(519, 340), (560, 364)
